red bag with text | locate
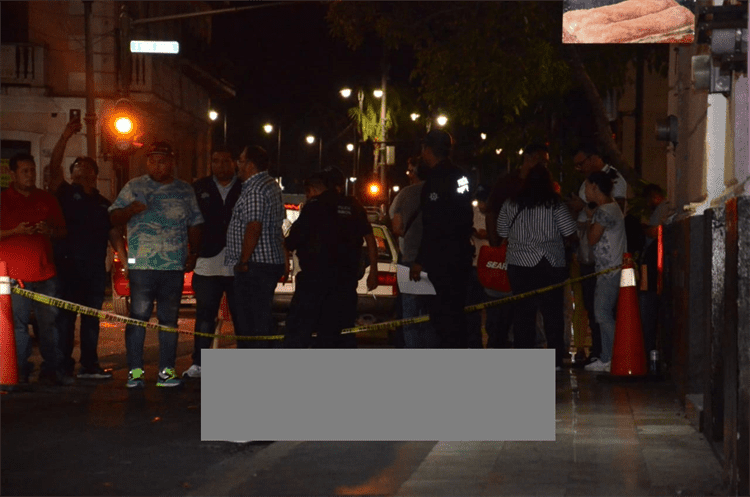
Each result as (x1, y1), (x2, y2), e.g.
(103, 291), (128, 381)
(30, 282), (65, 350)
(477, 243), (511, 293)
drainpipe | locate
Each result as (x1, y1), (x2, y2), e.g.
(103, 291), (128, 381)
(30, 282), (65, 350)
(83, 0), (97, 160)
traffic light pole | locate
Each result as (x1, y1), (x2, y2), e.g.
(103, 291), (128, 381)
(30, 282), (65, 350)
(83, 1), (97, 161)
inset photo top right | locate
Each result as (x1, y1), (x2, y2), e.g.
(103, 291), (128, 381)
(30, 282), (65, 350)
(562, 0), (696, 44)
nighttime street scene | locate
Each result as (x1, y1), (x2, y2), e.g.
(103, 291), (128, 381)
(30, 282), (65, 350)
(0, 0), (748, 495)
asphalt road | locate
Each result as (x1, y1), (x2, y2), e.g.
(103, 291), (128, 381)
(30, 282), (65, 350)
(1, 299), (395, 496)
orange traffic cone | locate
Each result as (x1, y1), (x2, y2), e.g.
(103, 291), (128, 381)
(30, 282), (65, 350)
(610, 253), (647, 376)
(211, 294), (231, 349)
(0, 260), (19, 387)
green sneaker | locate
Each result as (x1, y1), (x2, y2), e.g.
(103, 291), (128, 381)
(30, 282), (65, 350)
(127, 368), (145, 389)
(156, 367), (183, 388)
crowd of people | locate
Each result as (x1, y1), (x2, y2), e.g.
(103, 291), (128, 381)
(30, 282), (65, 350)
(388, 133), (670, 374)
(0, 116), (670, 388)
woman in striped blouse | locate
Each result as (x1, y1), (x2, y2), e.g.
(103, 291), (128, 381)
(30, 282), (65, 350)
(497, 163), (578, 370)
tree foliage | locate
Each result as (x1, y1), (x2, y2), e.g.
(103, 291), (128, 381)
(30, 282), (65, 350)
(327, 1), (670, 183)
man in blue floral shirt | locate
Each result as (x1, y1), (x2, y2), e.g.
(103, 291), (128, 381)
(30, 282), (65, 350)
(109, 141), (203, 388)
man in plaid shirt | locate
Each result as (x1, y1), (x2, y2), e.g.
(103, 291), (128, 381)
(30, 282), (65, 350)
(225, 146), (286, 348)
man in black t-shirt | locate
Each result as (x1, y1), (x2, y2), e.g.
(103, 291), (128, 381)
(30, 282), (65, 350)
(47, 118), (126, 379)
(283, 171), (378, 348)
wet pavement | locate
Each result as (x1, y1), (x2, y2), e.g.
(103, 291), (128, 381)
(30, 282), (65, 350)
(0, 300), (728, 496)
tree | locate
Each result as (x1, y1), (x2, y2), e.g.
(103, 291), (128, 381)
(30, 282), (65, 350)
(327, 1), (669, 185)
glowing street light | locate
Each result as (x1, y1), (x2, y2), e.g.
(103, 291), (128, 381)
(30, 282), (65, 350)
(263, 123), (282, 175)
(518, 148), (524, 155)
(208, 108), (226, 146)
(495, 148), (503, 155)
(208, 110), (219, 121)
(393, 185), (400, 193)
(480, 133), (487, 140)
(340, 87), (352, 98)
(263, 123), (273, 134)
(436, 115), (448, 127)
(306, 135), (315, 144)
(410, 113), (420, 121)
(346, 143), (355, 152)
(373, 89), (383, 98)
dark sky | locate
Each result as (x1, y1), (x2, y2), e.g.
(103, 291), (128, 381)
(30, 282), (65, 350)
(211, 2), (415, 185)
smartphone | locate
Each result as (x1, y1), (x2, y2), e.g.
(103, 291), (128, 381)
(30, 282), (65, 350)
(69, 109), (81, 122)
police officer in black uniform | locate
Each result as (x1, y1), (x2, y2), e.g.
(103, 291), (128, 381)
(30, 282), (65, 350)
(283, 170), (378, 348)
(410, 130), (474, 348)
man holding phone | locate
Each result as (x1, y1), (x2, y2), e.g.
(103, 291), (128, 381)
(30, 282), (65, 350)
(48, 116), (126, 380)
(0, 153), (70, 385)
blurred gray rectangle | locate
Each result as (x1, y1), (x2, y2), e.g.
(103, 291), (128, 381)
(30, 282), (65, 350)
(202, 349), (554, 441)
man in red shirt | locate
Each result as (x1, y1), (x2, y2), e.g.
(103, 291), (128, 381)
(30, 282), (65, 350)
(0, 153), (71, 385)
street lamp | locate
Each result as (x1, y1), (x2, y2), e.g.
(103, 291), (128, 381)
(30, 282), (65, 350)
(410, 113), (420, 121)
(480, 133), (487, 140)
(346, 143), (354, 152)
(436, 115), (448, 127)
(263, 123), (282, 176)
(373, 89), (383, 98)
(340, 87), (365, 178)
(306, 135), (322, 170)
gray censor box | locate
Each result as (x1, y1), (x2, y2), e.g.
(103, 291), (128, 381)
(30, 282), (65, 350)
(202, 349), (554, 441)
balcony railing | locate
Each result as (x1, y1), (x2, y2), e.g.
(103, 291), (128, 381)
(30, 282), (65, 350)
(1, 43), (45, 87)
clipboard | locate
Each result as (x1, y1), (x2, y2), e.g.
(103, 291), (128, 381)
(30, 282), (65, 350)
(396, 264), (436, 295)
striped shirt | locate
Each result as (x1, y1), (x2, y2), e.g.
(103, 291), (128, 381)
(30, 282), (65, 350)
(497, 200), (576, 268)
(225, 171), (285, 265)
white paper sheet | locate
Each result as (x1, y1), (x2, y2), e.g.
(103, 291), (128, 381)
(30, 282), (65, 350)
(396, 264), (436, 295)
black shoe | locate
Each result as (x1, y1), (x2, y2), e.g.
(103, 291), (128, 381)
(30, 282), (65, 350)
(38, 371), (75, 386)
(77, 366), (113, 380)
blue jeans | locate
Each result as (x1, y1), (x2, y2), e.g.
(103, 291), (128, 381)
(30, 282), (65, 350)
(11, 277), (62, 379)
(125, 270), (183, 372)
(192, 274), (237, 365)
(594, 271), (621, 363)
(233, 262), (285, 348)
(401, 293), (438, 348)
(56, 258), (107, 372)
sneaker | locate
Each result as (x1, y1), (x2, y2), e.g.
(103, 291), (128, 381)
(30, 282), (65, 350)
(77, 366), (114, 380)
(182, 364), (201, 379)
(127, 368), (145, 389)
(156, 367), (183, 388)
(584, 358), (611, 372)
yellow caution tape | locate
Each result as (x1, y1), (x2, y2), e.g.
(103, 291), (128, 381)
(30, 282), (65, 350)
(11, 264), (621, 341)
(10, 287), (282, 341)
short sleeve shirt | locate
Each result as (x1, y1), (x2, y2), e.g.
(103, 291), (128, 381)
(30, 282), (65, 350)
(577, 164), (627, 222)
(54, 182), (112, 266)
(0, 185), (65, 281)
(497, 200), (576, 268)
(225, 171), (285, 266)
(388, 182), (424, 264)
(591, 202), (626, 273)
(109, 175), (204, 270)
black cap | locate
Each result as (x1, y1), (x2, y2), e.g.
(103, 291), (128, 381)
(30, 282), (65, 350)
(422, 129), (453, 155)
(146, 141), (174, 157)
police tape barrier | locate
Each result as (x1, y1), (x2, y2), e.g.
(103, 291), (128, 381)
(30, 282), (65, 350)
(10, 286), (281, 342)
(10, 264), (621, 342)
(340, 264), (622, 335)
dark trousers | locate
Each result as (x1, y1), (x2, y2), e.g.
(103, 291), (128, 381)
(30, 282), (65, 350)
(580, 262), (602, 359)
(192, 274), (237, 365)
(507, 258), (568, 366)
(233, 262), (285, 348)
(429, 263), (471, 349)
(283, 271), (358, 349)
(56, 259), (107, 372)
(484, 289), (513, 348)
